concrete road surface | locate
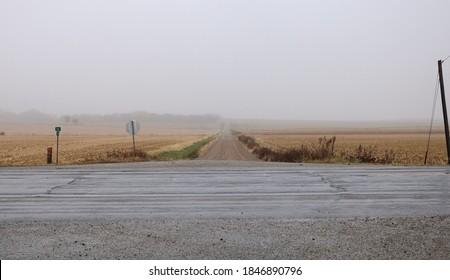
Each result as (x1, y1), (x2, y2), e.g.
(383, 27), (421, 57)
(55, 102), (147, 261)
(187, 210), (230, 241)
(1, 161), (449, 220)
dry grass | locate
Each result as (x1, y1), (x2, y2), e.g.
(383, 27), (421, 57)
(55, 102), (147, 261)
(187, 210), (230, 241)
(244, 131), (448, 165)
(0, 123), (216, 167)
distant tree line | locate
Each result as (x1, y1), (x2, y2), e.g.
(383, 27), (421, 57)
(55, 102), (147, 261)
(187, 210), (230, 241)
(61, 115), (79, 125)
(0, 109), (221, 124)
(60, 112), (221, 124)
(0, 109), (56, 123)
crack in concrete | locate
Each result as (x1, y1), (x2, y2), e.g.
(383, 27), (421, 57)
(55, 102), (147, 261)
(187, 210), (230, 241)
(330, 184), (347, 193)
(46, 177), (82, 194)
(312, 172), (347, 193)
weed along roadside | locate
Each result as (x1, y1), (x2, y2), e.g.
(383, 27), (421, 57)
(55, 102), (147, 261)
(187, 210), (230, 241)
(235, 132), (338, 163)
(99, 135), (217, 163)
(155, 136), (216, 161)
(234, 131), (400, 165)
(86, 135), (216, 164)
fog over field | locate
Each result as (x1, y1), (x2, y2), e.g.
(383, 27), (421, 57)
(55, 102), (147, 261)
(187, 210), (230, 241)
(1, 0), (450, 121)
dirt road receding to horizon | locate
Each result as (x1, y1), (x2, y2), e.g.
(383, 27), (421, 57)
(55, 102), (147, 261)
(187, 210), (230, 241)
(199, 130), (259, 161)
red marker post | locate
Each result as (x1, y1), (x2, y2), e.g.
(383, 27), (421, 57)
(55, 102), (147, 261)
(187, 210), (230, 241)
(47, 147), (52, 164)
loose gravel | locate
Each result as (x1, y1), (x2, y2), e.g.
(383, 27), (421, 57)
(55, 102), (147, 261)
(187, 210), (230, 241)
(1, 216), (449, 259)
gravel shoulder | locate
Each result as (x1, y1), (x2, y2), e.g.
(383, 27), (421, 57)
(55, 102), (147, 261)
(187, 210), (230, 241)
(1, 216), (449, 260)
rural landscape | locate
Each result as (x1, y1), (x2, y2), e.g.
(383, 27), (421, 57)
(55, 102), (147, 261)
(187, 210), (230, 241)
(0, 110), (447, 167)
(0, 110), (221, 166)
(2, 3), (450, 277)
(1, 111), (450, 262)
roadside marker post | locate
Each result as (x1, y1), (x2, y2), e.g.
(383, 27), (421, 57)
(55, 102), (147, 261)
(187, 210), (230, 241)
(47, 147), (52, 164)
(55, 127), (61, 165)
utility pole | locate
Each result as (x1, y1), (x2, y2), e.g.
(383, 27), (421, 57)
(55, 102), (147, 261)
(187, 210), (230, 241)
(438, 60), (450, 165)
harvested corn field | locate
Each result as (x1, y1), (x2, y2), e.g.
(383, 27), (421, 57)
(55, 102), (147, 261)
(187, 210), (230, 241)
(240, 129), (448, 165)
(0, 123), (216, 167)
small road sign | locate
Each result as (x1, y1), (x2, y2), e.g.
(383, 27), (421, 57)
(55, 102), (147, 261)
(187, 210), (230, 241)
(54, 127), (61, 164)
(126, 121), (140, 136)
(126, 120), (140, 153)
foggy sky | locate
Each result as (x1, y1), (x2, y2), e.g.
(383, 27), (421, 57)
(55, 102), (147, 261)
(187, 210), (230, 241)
(1, 0), (449, 121)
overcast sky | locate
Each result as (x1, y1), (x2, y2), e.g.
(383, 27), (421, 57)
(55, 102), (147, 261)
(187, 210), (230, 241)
(1, 0), (449, 120)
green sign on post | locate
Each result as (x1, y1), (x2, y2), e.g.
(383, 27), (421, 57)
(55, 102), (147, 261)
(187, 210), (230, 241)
(55, 127), (61, 164)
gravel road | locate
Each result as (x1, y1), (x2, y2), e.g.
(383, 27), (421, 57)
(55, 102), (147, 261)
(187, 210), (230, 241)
(199, 130), (259, 160)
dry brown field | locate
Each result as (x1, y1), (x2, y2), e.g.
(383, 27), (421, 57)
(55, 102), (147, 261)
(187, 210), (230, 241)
(2, 121), (449, 166)
(0, 123), (218, 167)
(245, 129), (448, 165)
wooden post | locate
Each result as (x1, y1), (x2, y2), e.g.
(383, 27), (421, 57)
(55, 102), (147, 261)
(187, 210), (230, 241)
(438, 60), (450, 164)
(47, 147), (52, 164)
